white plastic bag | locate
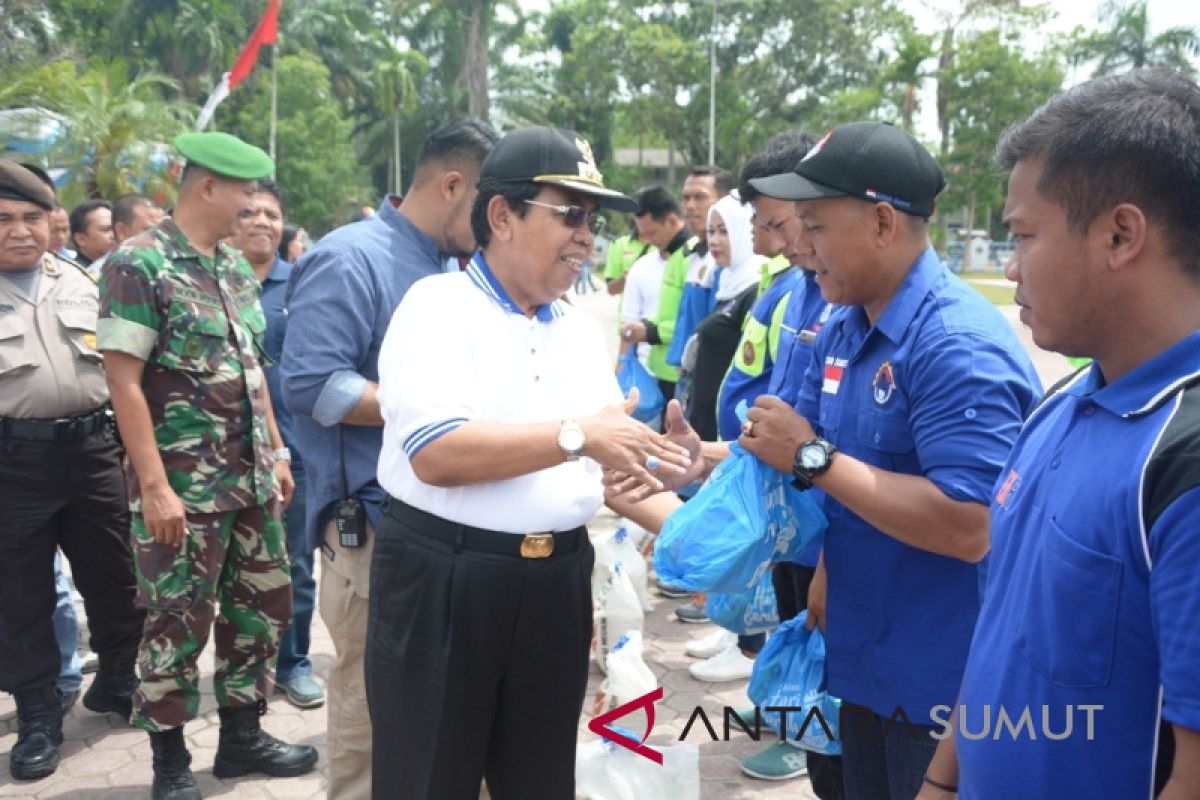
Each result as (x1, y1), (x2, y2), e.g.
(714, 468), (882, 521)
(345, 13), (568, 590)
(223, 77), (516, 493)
(592, 562), (644, 671)
(593, 525), (651, 612)
(576, 737), (700, 800)
(593, 631), (656, 715)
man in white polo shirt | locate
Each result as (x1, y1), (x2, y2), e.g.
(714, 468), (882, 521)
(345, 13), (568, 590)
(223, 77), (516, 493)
(369, 126), (693, 800)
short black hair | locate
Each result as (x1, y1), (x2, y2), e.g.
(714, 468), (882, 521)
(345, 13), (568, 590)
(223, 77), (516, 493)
(111, 193), (156, 228)
(996, 68), (1200, 277)
(633, 185), (682, 221)
(469, 178), (539, 249)
(252, 179), (287, 218)
(738, 130), (820, 202)
(687, 165), (735, 197)
(69, 199), (112, 236)
(413, 118), (500, 184)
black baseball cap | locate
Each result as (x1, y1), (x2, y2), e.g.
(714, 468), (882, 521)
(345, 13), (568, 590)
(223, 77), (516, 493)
(749, 122), (946, 218)
(480, 126), (637, 213)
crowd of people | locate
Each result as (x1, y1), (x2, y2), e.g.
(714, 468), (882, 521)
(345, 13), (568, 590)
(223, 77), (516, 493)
(1, 65), (1198, 800)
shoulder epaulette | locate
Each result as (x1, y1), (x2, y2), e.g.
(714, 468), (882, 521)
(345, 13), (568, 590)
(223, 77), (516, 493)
(44, 253), (98, 285)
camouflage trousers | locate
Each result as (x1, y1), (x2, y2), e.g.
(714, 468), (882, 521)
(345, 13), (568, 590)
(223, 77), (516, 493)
(130, 502), (291, 732)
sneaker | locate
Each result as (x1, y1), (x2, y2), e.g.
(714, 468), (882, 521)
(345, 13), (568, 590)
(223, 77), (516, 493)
(276, 675), (325, 709)
(79, 653), (99, 675)
(685, 629), (737, 658)
(656, 578), (693, 599)
(741, 740), (809, 781)
(689, 644), (755, 682)
(675, 600), (709, 624)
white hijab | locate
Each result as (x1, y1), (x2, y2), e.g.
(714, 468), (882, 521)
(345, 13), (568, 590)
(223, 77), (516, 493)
(710, 193), (766, 301)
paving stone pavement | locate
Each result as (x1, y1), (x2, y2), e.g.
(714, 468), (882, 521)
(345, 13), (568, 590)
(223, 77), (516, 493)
(0, 515), (814, 799)
(0, 289), (1071, 800)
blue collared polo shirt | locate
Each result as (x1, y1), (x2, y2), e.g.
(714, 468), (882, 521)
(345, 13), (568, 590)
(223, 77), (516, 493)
(956, 334), (1200, 799)
(795, 246), (1042, 721)
(258, 256), (303, 471)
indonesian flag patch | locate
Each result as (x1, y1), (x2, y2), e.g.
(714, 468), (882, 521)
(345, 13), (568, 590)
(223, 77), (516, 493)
(823, 357), (848, 395)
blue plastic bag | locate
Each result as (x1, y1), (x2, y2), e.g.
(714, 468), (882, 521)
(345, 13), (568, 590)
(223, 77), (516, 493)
(616, 353), (665, 424)
(707, 573), (779, 634)
(652, 443), (827, 593)
(748, 613), (842, 755)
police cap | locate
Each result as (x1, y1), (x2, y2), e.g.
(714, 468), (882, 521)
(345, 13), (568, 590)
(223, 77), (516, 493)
(0, 159), (55, 210)
(174, 132), (274, 181)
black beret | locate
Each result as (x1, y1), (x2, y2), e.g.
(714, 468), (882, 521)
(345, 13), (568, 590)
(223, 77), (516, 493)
(0, 159), (55, 211)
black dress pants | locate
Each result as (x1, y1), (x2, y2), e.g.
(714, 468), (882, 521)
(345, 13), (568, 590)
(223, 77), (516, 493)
(366, 499), (594, 800)
(773, 561), (845, 800)
(0, 431), (144, 692)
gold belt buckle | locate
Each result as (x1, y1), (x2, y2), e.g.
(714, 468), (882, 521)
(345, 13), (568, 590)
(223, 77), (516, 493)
(520, 532), (554, 558)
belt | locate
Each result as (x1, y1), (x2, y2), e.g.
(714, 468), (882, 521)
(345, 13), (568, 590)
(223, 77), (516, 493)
(384, 497), (586, 559)
(0, 406), (110, 442)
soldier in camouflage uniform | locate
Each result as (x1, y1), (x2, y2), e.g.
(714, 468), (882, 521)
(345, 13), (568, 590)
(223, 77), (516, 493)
(98, 132), (317, 800)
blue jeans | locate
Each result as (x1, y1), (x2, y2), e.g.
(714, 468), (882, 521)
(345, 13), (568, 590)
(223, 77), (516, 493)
(53, 553), (83, 693)
(276, 468), (315, 682)
(839, 700), (939, 800)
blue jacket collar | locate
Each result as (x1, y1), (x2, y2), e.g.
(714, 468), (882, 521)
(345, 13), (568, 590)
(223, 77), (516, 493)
(872, 246), (943, 344)
(264, 255), (292, 284)
(377, 195), (441, 266)
(466, 251), (565, 323)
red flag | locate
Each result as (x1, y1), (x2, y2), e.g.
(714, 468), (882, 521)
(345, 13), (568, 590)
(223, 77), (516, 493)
(229, 0), (279, 89)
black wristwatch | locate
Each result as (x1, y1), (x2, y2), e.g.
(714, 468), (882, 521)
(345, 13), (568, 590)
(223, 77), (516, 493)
(791, 437), (837, 491)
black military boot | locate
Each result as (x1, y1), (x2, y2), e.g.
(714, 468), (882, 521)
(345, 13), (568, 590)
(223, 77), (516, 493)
(10, 685), (63, 780)
(212, 700), (318, 778)
(149, 727), (200, 800)
(82, 648), (138, 722)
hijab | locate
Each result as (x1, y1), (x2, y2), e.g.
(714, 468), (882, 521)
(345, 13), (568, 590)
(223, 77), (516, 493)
(709, 193), (766, 301)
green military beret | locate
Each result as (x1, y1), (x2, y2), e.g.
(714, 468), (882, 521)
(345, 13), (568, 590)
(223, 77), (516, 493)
(0, 159), (55, 210)
(174, 132), (274, 181)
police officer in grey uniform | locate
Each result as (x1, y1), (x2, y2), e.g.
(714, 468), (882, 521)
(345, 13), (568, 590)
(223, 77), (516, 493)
(0, 160), (145, 781)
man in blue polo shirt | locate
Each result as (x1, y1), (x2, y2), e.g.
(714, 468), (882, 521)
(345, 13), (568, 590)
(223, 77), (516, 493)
(280, 119), (497, 800)
(740, 122), (1042, 800)
(917, 69), (1200, 800)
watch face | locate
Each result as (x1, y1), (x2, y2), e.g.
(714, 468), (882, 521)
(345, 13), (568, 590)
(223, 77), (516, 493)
(560, 427), (585, 452)
(800, 444), (827, 470)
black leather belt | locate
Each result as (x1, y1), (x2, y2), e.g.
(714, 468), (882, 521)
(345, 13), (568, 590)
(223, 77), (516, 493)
(0, 406), (110, 442)
(384, 497), (587, 559)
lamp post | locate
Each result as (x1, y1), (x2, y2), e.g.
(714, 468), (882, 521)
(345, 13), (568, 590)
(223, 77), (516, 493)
(708, 0), (717, 165)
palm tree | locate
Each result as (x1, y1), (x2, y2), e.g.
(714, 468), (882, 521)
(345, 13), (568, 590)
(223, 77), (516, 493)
(8, 60), (193, 204)
(0, 0), (56, 70)
(370, 38), (428, 194)
(1074, 0), (1199, 76)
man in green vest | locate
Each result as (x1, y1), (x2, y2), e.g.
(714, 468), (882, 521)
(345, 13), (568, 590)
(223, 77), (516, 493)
(621, 186), (693, 400)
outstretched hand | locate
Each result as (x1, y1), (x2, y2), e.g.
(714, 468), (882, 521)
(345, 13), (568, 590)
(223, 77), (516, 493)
(603, 399), (706, 501)
(581, 391), (692, 494)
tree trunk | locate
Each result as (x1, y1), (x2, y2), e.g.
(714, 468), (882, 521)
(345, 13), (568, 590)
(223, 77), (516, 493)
(455, 0), (489, 120)
(393, 110), (402, 193)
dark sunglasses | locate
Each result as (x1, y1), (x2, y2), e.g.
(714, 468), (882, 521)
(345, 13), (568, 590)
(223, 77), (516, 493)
(524, 199), (606, 235)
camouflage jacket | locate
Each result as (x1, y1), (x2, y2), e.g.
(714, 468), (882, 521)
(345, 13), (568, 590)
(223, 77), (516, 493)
(97, 218), (276, 513)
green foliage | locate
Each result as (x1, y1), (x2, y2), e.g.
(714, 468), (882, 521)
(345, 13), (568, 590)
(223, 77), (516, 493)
(229, 53), (373, 235)
(1071, 0), (1199, 76)
(5, 59), (192, 206)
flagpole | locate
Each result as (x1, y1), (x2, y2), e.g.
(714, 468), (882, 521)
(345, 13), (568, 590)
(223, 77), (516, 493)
(269, 42), (278, 173)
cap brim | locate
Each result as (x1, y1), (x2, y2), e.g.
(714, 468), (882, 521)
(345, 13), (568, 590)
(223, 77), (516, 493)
(535, 177), (638, 213)
(748, 172), (847, 202)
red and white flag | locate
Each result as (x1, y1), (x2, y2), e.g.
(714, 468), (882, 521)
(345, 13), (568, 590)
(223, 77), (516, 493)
(822, 356), (847, 395)
(195, 0), (279, 130)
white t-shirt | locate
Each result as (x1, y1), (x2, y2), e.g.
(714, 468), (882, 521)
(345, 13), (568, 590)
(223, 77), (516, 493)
(376, 253), (622, 533)
(620, 249), (666, 367)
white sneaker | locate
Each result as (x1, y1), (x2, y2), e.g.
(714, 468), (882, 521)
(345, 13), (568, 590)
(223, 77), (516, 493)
(685, 629), (738, 659)
(689, 643), (755, 682)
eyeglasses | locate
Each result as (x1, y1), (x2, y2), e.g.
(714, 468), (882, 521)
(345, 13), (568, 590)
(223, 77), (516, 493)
(524, 199), (605, 235)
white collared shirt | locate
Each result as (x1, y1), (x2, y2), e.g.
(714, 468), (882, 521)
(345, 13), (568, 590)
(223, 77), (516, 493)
(377, 252), (622, 533)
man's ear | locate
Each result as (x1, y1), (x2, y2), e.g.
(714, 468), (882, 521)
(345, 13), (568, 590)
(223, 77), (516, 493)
(1103, 203), (1148, 274)
(487, 194), (516, 243)
(873, 201), (899, 245)
(440, 170), (465, 202)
